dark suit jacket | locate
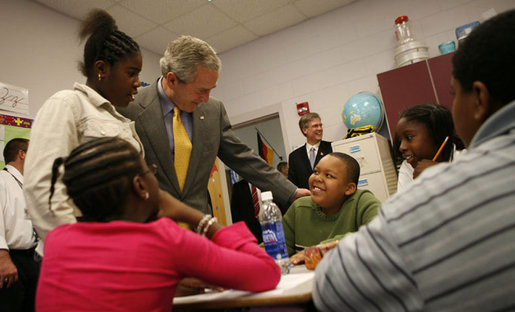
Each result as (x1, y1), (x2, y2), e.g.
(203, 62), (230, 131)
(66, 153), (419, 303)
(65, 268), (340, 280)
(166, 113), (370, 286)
(118, 79), (297, 213)
(230, 180), (262, 243)
(288, 140), (333, 189)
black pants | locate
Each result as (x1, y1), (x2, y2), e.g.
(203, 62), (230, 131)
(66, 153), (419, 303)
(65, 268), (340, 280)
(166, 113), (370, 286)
(0, 248), (40, 312)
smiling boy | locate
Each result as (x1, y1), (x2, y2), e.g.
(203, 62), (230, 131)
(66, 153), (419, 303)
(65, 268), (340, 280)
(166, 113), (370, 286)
(282, 152), (381, 263)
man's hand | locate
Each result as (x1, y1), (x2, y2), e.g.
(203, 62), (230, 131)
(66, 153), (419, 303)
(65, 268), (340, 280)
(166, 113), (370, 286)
(0, 249), (18, 288)
(290, 188), (311, 203)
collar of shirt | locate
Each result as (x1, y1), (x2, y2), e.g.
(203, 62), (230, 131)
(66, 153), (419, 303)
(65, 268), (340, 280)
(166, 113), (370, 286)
(157, 77), (193, 152)
(306, 141), (321, 155)
(471, 99), (515, 148)
(4, 164), (23, 185)
(73, 82), (130, 121)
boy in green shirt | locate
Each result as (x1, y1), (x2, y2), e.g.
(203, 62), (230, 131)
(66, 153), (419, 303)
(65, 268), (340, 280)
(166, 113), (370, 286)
(283, 152), (381, 264)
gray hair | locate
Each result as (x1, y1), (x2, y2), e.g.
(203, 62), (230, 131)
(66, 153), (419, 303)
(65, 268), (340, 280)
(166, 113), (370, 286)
(298, 112), (321, 135)
(159, 35), (221, 82)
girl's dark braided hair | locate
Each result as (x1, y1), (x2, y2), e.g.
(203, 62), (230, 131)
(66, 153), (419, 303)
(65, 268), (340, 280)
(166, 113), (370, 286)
(49, 137), (142, 222)
(79, 9), (140, 77)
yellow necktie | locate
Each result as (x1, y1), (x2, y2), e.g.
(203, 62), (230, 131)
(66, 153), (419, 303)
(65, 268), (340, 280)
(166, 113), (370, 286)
(173, 106), (192, 192)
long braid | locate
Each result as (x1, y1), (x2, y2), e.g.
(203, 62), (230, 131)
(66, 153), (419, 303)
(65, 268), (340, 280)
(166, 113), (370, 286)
(79, 9), (139, 77)
(49, 137), (142, 222)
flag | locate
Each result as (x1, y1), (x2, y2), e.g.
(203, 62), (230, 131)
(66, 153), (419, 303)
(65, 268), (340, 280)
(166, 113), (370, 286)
(257, 133), (274, 166)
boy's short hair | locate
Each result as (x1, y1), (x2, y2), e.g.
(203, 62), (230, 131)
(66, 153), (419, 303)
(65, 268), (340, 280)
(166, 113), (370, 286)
(453, 9), (515, 107)
(328, 152), (360, 184)
(276, 161), (288, 171)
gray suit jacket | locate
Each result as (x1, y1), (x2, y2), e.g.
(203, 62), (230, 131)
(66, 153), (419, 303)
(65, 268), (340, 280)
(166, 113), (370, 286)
(118, 80), (296, 213)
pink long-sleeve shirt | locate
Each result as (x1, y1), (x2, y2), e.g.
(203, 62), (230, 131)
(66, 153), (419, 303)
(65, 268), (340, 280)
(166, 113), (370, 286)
(36, 219), (280, 311)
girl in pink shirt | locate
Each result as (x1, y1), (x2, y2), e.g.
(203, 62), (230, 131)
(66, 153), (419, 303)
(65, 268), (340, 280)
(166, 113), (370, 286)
(35, 137), (280, 312)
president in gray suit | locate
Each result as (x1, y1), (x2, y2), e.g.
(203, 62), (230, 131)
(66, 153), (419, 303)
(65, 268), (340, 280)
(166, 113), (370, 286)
(119, 35), (309, 214)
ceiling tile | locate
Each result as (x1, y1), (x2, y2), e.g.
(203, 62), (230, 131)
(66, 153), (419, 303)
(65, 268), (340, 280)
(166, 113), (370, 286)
(107, 5), (158, 37)
(162, 4), (237, 39)
(207, 25), (258, 53)
(135, 26), (179, 55)
(212, 0), (292, 23)
(244, 4), (305, 36)
(294, 0), (355, 18)
(34, 0), (117, 20)
(119, 0), (205, 24)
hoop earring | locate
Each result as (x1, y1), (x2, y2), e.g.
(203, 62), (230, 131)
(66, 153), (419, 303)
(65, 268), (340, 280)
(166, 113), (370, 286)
(98, 73), (103, 81)
(144, 192), (149, 200)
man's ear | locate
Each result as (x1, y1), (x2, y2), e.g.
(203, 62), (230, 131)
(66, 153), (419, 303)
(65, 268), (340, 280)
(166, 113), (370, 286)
(166, 72), (180, 89)
(132, 175), (148, 200)
(302, 127), (308, 136)
(344, 182), (357, 196)
(472, 81), (493, 123)
(17, 149), (26, 161)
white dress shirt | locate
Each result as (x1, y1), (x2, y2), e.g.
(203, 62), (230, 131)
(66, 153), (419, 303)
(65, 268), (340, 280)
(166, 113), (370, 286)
(305, 142), (321, 160)
(0, 165), (36, 250)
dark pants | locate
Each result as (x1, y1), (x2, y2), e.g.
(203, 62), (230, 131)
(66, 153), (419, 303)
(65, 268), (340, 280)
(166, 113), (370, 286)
(0, 248), (40, 312)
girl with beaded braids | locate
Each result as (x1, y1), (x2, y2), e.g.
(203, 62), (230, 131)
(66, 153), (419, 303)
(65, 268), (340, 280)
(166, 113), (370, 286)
(35, 137), (280, 311)
(24, 9), (144, 256)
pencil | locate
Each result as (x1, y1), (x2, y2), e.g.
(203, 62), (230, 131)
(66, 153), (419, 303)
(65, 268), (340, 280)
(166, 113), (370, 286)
(432, 136), (449, 161)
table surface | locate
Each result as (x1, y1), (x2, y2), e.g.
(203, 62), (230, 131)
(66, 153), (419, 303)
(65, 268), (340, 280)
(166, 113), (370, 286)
(173, 265), (314, 310)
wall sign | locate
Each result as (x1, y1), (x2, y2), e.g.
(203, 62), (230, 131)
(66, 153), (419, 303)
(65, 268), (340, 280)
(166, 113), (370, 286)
(0, 82), (29, 116)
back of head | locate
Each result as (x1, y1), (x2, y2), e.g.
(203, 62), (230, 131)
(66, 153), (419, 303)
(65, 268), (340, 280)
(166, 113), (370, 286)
(394, 103), (461, 163)
(277, 162), (288, 172)
(50, 137), (142, 222)
(453, 9), (515, 108)
(3, 138), (29, 164)
(298, 112), (321, 136)
(328, 152), (360, 185)
(160, 35), (221, 82)
(79, 9), (140, 77)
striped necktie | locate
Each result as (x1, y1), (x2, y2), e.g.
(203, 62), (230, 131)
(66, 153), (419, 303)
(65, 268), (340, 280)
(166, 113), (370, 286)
(309, 147), (316, 169)
(173, 106), (192, 192)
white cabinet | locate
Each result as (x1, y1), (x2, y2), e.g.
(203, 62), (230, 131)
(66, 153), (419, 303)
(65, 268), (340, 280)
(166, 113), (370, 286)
(332, 133), (397, 202)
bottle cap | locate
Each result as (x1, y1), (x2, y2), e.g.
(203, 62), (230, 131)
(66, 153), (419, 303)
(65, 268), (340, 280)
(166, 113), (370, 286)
(261, 191), (273, 201)
(395, 16), (409, 24)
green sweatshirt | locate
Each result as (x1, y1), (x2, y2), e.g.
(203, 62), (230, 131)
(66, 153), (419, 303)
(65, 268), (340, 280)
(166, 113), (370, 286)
(283, 189), (380, 256)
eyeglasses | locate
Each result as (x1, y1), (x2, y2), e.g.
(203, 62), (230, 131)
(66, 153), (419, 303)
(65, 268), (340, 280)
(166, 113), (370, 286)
(141, 164), (158, 176)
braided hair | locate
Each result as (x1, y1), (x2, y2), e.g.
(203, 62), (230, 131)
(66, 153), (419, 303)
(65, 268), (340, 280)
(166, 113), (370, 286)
(49, 137), (142, 222)
(79, 9), (140, 77)
(393, 103), (464, 165)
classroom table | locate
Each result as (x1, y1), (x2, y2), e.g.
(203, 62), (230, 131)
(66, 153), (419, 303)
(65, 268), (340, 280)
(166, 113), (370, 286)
(173, 265), (314, 311)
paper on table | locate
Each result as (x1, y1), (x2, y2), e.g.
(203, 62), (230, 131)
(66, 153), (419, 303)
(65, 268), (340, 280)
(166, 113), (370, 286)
(173, 272), (315, 304)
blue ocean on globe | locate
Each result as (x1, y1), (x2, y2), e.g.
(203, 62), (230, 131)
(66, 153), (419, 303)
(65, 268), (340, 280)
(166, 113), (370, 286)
(342, 92), (384, 130)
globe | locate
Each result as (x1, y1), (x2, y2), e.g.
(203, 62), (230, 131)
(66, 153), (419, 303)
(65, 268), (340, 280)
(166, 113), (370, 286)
(342, 92), (384, 130)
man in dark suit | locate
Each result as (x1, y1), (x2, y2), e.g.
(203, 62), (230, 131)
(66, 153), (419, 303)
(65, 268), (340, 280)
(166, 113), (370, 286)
(288, 112), (332, 189)
(119, 35), (309, 215)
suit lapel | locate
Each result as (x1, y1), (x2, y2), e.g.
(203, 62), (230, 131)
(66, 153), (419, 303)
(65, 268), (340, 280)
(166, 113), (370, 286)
(315, 141), (329, 164)
(137, 87), (180, 194)
(185, 104), (208, 194)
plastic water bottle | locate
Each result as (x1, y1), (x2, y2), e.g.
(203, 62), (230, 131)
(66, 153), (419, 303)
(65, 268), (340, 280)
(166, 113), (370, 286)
(258, 191), (290, 274)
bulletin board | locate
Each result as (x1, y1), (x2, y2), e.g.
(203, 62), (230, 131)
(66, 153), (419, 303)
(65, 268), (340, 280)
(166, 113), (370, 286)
(0, 81), (31, 168)
(0, 114), (32, 168)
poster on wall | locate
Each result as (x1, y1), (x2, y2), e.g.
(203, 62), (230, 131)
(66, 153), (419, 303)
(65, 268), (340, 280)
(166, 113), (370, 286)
(0, 82), (29, 116)
(0, 114), (32, 168)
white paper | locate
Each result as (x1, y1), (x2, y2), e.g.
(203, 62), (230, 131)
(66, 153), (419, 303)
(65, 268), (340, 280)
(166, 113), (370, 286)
(0, 125), (5, 140)
(0, 82), (29, 116)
